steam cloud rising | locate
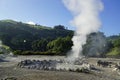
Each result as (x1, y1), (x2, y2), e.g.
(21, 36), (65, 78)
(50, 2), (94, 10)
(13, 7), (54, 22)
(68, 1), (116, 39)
(62, 0), (104, 59)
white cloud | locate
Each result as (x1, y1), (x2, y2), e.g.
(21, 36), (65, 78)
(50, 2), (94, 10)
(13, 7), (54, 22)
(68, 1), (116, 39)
(26, 21), (36, 25)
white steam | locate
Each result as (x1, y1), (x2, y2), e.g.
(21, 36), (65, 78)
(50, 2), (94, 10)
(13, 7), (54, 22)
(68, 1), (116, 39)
(84, 32), (107, 57)
(62, 0), (104, 59)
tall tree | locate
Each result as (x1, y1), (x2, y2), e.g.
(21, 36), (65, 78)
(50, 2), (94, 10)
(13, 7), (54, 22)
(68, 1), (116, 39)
(47, 37), (73, 55)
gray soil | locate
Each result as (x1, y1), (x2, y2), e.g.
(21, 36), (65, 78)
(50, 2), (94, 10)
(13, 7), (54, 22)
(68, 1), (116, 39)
(0, 56), (120, 80)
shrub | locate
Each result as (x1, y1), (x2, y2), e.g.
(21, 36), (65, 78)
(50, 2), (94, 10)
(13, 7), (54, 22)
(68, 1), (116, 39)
(13, 50), (22, 55)
(0, 52), (3, 54)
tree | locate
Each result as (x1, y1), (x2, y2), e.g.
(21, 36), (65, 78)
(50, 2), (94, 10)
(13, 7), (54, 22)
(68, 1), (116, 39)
(47, 37), (73, 55)
(113, 38), (120, 47)
(32, 39), (48, 52)
(107, 35), (120, 57)
(54, 25), (65, 30)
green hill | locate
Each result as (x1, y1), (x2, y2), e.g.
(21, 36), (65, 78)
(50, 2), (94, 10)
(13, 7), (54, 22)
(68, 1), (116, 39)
(0, 19), (73, 52)
(0, 19), (120, 57)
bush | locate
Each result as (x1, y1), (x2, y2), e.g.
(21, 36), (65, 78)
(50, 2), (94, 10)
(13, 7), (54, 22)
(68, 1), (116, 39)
(107, 47), (120, 58)
(13, 50), (58, 55)
(13, 50), (22, 55)
(0, 52), (3, 54)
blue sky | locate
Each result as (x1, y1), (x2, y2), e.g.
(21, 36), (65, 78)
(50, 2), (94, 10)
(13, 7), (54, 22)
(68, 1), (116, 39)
(0, 0), (120, 36)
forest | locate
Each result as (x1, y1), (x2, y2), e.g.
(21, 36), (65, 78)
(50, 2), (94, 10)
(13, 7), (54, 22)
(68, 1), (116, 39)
(0, 19), (120, 57)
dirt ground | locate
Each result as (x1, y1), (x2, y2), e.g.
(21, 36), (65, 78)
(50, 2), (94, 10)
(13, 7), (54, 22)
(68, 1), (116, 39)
(0, 56), (120, 80)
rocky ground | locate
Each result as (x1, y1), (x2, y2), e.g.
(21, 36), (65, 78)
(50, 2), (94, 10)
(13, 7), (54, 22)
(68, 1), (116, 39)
(0, 56), (120, 80)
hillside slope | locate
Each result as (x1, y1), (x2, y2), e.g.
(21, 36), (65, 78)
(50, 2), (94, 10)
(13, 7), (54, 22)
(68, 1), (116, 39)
(0, 19), (73, 51)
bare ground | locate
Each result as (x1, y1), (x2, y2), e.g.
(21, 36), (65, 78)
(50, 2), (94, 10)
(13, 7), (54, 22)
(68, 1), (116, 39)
(0, 56), (120, 80)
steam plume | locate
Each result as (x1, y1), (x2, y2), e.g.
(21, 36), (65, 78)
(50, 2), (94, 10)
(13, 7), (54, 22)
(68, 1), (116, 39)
(83, 32), (107, 57)
(62, 0), (104, 59)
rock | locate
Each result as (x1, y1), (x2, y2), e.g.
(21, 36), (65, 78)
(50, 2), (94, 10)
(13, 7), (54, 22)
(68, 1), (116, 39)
(17, 59), (94, 73)
(0, 58), (4, 62)
(97, 60), (113, 67)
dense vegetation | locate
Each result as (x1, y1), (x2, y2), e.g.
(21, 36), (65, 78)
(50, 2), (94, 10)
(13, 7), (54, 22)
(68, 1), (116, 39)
(106, 35), (120, 57)
(0, 20), (73, 55)
(0, 19), (120, 57)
